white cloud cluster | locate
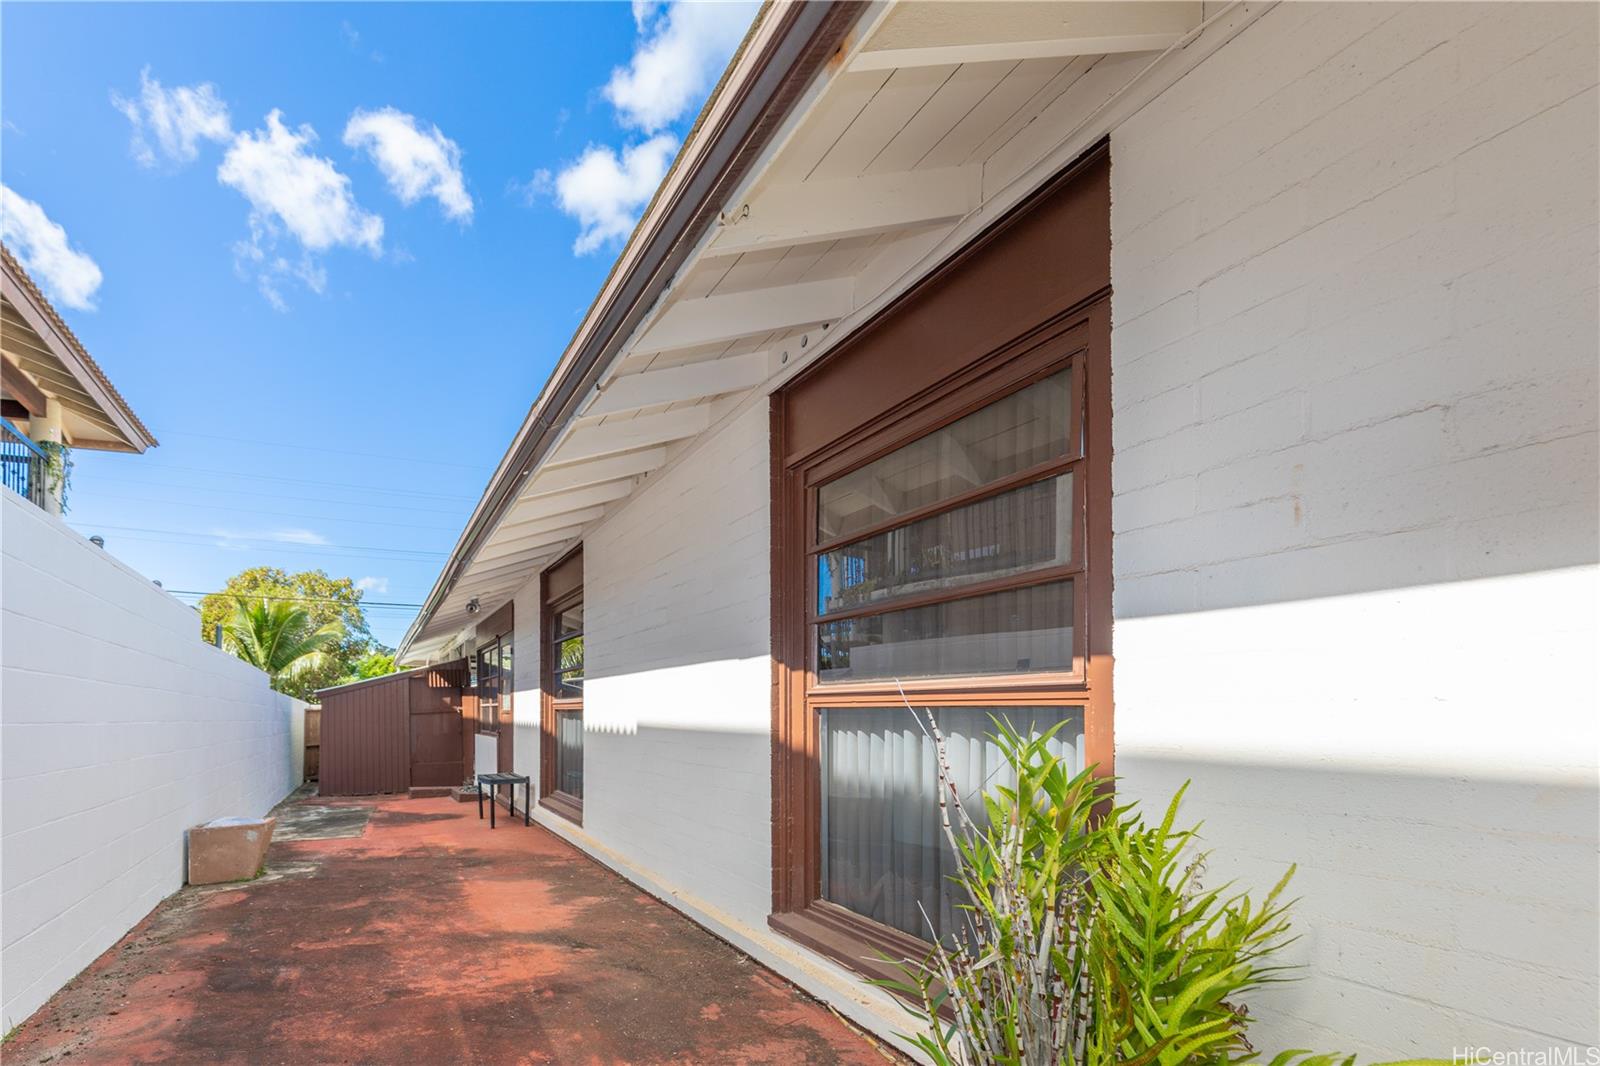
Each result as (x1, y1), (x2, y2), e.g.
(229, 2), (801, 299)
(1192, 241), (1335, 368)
(343, 107), (473, 221)
(111, 67), (232, 167)
(109, 70), (473, 308)
(0, 184), (104, 310)
(355, 576), (389, 595)
(540, 1), (755, 256)
(542, 134), (678, 255)
(219, 110), (384, 255)
(217, 110), (386, 309)
(604, 1), (756, 133)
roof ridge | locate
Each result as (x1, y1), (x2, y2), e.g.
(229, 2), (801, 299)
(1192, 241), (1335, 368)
(1, 241), (158, 447)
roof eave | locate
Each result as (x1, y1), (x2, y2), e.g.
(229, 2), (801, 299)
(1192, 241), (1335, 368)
(398, 1), (865, 660)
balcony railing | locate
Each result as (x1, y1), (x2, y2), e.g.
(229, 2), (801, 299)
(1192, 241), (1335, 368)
(1, 417), (48, 508)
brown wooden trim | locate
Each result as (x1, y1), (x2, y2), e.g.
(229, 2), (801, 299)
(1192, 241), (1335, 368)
(1083, 296), (1114, 781)
(809, 454), (1082, 557)
(539, 789), (584, 826)
(768, 900), (932, 988)
(540, 545), (584, 816)
(0, 352), (46, 417)
(807, 563), (1082, 627)
(768, 143), (1113, 957)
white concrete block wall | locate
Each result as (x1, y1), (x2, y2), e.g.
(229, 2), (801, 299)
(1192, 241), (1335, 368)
(1109, 1), (1598, 1056)
(0, 491), (306, 1030)
(581, 403), (774, 928)
(516, 405), (913, 1043)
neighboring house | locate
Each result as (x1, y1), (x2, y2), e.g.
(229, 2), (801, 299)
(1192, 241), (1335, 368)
(0, 244), (307, 1030)
(1, 242), (158, 512)
(397, 2), (1598, 1056)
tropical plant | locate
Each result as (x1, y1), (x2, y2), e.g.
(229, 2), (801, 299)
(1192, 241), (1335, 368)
(221, 597), (345, 695)
(200, 568), (376, 697)
(37, 440), (71, 512)
(354, 651), (397, 680)
(883, 711), (1442, 1066)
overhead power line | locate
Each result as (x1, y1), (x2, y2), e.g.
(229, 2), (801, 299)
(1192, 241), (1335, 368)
(124, 462), (481, 502)
(79, 491), (462, 532)
(166, 590), (424, 609)
(156, 429), (490, 472)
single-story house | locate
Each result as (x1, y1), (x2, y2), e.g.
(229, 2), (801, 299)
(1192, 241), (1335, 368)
(397, 2), (1599, 1055)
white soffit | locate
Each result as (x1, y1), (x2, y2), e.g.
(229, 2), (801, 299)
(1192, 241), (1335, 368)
(428, 0), (1269, 643)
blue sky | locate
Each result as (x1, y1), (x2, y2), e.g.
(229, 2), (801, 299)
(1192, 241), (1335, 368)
(1, 1), (755, 648)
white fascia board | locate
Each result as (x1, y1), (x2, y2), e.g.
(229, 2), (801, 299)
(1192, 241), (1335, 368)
(551, 405), (712, 465)
(585, 351), (774, 418)
(632, 277), (853, 355)
(709, 168), (980, 256)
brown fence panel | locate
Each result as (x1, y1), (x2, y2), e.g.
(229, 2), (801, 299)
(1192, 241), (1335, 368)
(410, 662), (465, 788)
(305, 705), (322, 781)
(318, 675), (410, 796)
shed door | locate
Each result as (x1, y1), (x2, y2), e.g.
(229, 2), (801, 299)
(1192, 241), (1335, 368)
(409, 663), (465, 788)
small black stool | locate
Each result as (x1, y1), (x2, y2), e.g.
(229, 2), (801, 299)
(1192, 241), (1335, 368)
(476, 772), (531, 828)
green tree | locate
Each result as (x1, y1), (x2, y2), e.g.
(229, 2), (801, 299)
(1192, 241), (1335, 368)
(200, 568), (375, 697)
(221, 598), (345, 698)
(354, 651), (397, 680)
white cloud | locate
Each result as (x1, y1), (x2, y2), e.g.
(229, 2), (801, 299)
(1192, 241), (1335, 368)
(355, 576), (389, 595)
(219, 110), (383, 254)
(0, 185), (104, 310)
(111, 68), (232, 168)
(343, 107), (473, 222)
(603, 1), (757, 133)
(218, 110), (382, 307)
(212, 527), (330, 546)
(543, 134), (678, 255)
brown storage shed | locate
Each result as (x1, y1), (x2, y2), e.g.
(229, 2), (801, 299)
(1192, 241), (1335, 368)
(316, 661), (466, 796)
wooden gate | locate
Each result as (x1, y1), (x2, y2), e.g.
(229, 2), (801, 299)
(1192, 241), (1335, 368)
(304, 705), (321, 781)
(317, 661), (465, 796)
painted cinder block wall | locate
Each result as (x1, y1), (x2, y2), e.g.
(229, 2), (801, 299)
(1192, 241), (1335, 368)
(507, 1), (1598, 1054)
(0, 492), (307, 1030)
(1108, 1), (1599, 1055)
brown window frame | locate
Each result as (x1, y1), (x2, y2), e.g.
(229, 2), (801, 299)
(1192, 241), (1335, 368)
(769, 296), (1113, 987)
(475, 637), (503, 735)
(539, 545), (584, 825)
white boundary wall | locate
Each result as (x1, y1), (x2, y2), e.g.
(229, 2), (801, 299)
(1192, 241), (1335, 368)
(1108, 2), (1598, 1054)
(1, 491), (307, 1029)
(508, 3), (1597, 1056)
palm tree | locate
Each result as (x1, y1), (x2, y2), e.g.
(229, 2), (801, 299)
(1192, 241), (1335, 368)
(221, 597), (345, 693)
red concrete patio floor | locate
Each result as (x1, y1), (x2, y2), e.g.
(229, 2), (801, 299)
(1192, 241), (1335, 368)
(5, 792), (899, 1065)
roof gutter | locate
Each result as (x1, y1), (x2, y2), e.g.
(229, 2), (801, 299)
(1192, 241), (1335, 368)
(400, 1), (865, 660)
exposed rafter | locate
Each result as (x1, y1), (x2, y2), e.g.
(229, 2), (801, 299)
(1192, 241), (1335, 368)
(551, 406), (712, 466)
(849, 1), (1201, 72)
(482, 507), (609, 559)
(586, 350), (774, 418)
(521, 447), (668, 499)
(710, 168), (979, 256)
(632, 277), (852, 355)
(502, 479), (636, 526)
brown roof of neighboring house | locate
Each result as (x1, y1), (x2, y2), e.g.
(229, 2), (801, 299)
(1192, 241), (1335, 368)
(1, 241), (158, 449)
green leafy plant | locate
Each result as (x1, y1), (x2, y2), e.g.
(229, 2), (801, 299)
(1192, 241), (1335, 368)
(220, 597), (345, 695)
(882, 710), (1442, 1066)
(37, 439), (71, 512)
